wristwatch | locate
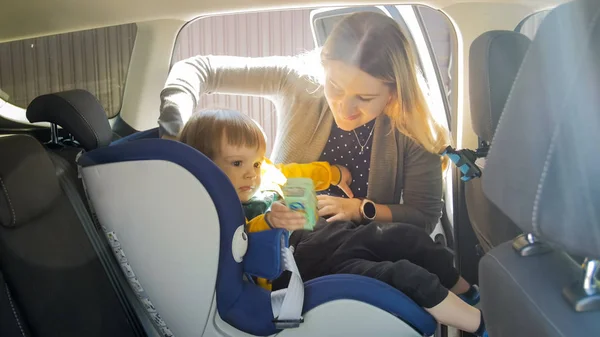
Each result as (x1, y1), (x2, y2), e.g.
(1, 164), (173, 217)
(359, 198), (377, 223)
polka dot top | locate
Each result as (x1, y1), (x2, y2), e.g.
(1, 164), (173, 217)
(318, 119), (375, 199)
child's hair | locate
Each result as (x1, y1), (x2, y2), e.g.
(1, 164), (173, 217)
(178, 108), (267, 160)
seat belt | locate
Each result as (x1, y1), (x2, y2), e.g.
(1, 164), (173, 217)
(270, 242), (305, 329)
(50, 153), (158, 337)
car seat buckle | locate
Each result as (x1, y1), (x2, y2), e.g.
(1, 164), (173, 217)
(273, 317), (304, 329)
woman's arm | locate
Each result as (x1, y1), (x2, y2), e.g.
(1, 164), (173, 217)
(158, 54), (308, 138)
(386, 140), (444, 233)
(316, 143), (442, 231)
(373, 203), (393, 222)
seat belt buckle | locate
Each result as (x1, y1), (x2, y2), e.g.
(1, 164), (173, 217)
(273, 317), (304, 329)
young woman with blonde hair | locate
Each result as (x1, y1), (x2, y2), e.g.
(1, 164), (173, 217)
(160, 11), (446, 233)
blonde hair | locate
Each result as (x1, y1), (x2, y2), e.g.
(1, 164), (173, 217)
(178, 108), (267, 160)
(321, 12), (449, 168)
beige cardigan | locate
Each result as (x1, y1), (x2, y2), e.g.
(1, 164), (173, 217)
(158, 54), (443, 232)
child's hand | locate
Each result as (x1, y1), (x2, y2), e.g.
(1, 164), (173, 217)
(334, 165), (354, 198)
(265, 201), (306, 230)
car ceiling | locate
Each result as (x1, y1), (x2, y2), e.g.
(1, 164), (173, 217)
(0, 0), (569, 43)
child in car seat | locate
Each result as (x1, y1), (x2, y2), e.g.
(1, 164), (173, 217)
(177, 108), (487, 337)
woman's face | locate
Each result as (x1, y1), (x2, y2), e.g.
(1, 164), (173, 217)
(323, 60), (393, 131)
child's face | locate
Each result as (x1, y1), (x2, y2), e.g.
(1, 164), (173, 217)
(213, 139), (265, 203)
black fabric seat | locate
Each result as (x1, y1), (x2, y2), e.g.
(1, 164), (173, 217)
(0, 134), (139, 337)
(0, 268), (31, 337)
(479, 0), (600, 336)
(466, 30), (531, 253)
(0, 89), (159, 337)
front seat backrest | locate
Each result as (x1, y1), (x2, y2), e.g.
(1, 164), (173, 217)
(0, 134), (140, 337)
(480, 0), (600, 336)
(483, 0), (600, 259)
(470, 30), (531, 145)
(466, 30), (531, 252)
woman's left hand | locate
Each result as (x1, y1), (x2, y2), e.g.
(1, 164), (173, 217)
(317, 195), (362, 223)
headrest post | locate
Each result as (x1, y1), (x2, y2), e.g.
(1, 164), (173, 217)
(512, 233), (552, 257)
(582, 259), (599, 294)
(563, 258), (600, 312)
(50, 123), (59, 145)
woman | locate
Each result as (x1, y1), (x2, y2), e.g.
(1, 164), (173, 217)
(159, 11), (449, 234)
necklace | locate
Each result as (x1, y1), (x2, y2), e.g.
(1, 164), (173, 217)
(353, 127), (375, 155)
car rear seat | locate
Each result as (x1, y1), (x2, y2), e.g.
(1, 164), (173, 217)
(0, 89), (160, 337)
(0, 268), (31, 336)
(24, 89), (439, 337)
(0, 135), (142, 337)
(466, 30), (531, 253)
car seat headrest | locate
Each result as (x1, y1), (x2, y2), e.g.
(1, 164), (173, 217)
(483, 0), (600, 259)
(469, 30), (531, 142)
(26, 89), (113, 151)
(0, 135), (62, 228)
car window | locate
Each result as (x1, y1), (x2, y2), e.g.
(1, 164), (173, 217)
(0, 23), (136, 119)
(172, 10), (315, 156)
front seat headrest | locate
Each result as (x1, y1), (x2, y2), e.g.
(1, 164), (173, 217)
(469, 30), (531, 142)
(483, 0), (600, 259)
(0, 135), (62, 228)
(26, 89), (113, 151)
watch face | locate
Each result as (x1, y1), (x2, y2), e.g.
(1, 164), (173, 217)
(364, 201), (376, 219)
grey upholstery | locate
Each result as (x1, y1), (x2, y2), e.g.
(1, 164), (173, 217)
(480, 242), (595, 337)
(466, 30), (530, 252)
(465, 179), (522, 253)
(483, 0), (600, 259)
(470, 30), (531, 142)
(480, 1), (600, 336)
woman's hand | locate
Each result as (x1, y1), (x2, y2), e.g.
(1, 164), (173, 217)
(265, 201), (307, 230)
(317, 195), (361, 223)
(333, 165), (354, 198)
